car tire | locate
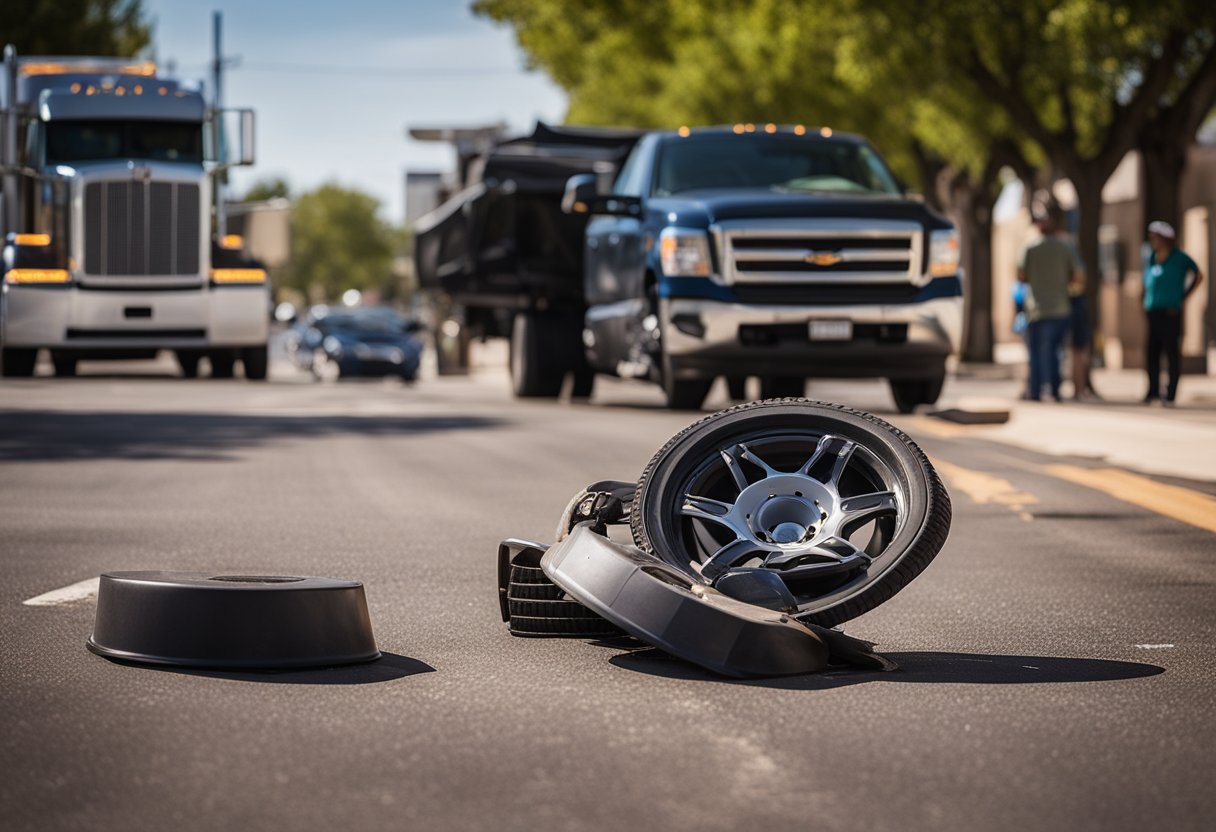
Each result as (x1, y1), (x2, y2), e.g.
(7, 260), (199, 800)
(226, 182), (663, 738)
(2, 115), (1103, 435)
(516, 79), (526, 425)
(210, 353), (235, 379)
(630, 398), (951, 628)
(889, 375), (945, 414)
(51, 353), (77, 377)
(510, 312), (564, 398)
(176, 350), (201, 378)
(242, 346), (269, 381)
(505, 563), (622, 638)
(571, 367), (595, 399)
(760, 376), (804, 399)
(726, 376), (748, 401)
(0, 347), (37, 377)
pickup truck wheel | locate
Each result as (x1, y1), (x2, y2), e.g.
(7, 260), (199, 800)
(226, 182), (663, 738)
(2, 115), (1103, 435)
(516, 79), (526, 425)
(209, 353), (235, 379)
(176, 351), (201, 378)
(889, 376), (945, 414)
(242, 346), (269, 381)
(726, 376), (748, 401)
(510, 312), (564, 398)
(760, 376), (804, 399)
(663, 377), (712, 410)
(571, 368), (595, 399)
(0, 348), (37, 377)
(630, 399), (951, 627)
(51, 353), (78, 377)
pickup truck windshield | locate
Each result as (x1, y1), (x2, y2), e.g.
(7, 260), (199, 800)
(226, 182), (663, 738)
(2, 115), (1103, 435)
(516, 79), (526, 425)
(46, 120), (204, 164)
(653, 135), (900, 196)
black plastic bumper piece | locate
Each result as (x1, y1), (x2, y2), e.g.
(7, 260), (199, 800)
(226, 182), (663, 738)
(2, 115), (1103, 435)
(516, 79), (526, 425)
(87, 571), (380, 669)
(541, 524), (832, 678)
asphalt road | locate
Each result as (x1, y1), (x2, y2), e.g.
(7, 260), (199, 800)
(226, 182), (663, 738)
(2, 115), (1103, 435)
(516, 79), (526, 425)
(1, 354), (1213, 832)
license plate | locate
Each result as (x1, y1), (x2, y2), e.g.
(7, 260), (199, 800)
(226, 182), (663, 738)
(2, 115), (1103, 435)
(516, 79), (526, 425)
(808, 320), (853, 341)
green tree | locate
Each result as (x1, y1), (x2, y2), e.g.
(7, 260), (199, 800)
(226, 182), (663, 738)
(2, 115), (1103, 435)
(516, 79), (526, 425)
(0, 0), (150, 57)
(282, 184), (399, 302)
(241, 177), (291, 203)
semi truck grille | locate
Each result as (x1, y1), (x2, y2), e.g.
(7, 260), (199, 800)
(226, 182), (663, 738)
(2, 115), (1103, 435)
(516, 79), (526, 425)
(83, 181), (201, 276)
(715, 220), (923, 285)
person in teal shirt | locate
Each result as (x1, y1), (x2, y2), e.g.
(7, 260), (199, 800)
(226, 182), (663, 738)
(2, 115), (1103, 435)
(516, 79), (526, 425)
(1143, 221), (1205, 405)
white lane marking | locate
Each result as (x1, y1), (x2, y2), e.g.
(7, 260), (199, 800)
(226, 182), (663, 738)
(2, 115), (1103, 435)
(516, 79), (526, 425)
(1135, 643), (1175, 649)
(23, 577), (100, 606)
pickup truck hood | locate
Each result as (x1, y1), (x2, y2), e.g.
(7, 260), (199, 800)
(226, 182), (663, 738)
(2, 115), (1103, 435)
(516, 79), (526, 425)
(650, 189), (947, 228)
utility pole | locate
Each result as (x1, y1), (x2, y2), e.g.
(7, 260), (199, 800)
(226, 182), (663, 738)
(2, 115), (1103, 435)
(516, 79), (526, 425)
(212, 10), (227, 236)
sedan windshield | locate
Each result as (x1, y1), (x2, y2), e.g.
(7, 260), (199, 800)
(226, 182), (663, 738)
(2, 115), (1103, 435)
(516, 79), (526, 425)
(653, 135), (900, 196)
(315, 311), (411, 336)
(46, 120), (204, 164)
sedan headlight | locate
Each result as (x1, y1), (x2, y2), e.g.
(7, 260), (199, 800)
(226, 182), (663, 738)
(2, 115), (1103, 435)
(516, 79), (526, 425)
(928, 229), (960, 278)
(322, 335), (344, 357)
(659, 228), (712, 277)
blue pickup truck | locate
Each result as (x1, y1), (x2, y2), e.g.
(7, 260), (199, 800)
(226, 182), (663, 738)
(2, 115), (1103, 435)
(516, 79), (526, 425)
(563, 125), (963, 410)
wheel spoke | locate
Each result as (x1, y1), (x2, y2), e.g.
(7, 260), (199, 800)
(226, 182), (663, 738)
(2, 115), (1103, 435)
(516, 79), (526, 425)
(839, 490), (898, 529)
(719, 446), (750, 493)
(737, 442), (782, 478)
(701, 537), (769, 581)
(827, 439), (857, 489)
(680, 494), (748, 538)
(763, 536), (868, 569)
(797, 434), (834, 475)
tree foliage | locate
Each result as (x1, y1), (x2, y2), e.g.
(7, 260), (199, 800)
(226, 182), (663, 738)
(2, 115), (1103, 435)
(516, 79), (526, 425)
(281, 184), (400, 302)
(241, 178), (291, 203)
(0, 0), (151, 57)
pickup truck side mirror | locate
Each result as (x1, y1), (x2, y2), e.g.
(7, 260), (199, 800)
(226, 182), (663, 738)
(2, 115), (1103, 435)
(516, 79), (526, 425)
(562, 174), (642, 218)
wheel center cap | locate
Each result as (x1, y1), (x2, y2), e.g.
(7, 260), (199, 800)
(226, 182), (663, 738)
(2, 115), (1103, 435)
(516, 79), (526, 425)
(770, 521), (807, 544)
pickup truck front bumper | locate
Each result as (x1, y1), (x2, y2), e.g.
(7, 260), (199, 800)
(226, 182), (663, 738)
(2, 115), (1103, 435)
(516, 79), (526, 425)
(660, 293), (962, 381)
(1, 283), (269, 351)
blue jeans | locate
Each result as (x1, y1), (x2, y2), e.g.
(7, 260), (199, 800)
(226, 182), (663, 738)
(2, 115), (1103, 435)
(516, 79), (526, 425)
(1025, 316), (1069, 399)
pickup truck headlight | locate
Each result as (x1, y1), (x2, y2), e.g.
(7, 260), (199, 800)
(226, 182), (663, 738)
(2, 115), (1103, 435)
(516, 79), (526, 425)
(659, 229), (712, 277)
(928, 229), (960, 278)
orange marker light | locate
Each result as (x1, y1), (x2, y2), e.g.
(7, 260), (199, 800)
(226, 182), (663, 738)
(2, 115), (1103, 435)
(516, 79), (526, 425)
(677, 126), (690, 138)
(732, 124), (745, 134)
(820, 127), (833, 137)
(6, 269), (69, 284)
(793, 125), (806, 136)
(211, 268), (267, 284)
(70, 82), (81, 94)
(14, 233), (51, 246)
(764, 123), (777, 133)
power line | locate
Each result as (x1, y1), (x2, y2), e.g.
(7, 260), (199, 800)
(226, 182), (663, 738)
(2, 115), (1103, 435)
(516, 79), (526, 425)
(177, 61), (524, 78)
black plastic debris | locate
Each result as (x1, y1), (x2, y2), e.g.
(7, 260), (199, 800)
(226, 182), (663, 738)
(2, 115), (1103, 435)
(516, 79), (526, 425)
(87, 571), (380, 669)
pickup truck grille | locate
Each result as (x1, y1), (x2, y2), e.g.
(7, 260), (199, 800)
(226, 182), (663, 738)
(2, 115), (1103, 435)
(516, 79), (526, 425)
(715, 220), (923, 286)
(83, 181), (201, 276)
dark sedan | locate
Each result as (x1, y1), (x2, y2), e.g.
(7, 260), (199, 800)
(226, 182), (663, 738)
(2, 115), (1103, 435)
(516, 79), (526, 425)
(287, 306), (424, 381)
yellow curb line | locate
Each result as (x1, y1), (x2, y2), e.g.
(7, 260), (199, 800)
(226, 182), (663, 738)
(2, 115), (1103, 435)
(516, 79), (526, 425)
(1043, 465), (1216, 535)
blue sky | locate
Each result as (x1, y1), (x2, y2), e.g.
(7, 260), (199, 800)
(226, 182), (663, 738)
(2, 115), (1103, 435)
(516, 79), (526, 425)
(144, 0), (567, 224)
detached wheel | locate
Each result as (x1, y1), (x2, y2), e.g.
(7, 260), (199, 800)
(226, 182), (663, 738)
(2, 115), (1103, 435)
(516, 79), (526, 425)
(889, 375), (945, 414)
(510, 312), (564, 398)
(242, 346), (269, 381)
(630, 399), (951, 627)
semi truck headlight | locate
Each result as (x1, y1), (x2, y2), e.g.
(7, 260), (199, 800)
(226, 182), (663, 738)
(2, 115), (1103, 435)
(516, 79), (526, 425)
(5, 268), (70, 284)
(928, 229), (960, 278)
(659, 229), (712, 277)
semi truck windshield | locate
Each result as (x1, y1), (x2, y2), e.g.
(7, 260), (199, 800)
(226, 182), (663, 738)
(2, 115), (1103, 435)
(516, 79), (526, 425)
(653, 135), (901, 196)
(46, 120), (203, 164)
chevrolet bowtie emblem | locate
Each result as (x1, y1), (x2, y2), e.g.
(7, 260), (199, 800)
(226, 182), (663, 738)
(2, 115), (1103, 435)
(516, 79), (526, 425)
(805, 251), (843, 266)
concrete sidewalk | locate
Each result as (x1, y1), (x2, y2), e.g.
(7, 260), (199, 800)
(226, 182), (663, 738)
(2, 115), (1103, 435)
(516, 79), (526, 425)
(940, 365), (1216, 484)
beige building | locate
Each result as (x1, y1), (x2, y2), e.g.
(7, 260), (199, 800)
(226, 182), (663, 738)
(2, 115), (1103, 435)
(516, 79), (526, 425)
(993, 142), (1215, 374)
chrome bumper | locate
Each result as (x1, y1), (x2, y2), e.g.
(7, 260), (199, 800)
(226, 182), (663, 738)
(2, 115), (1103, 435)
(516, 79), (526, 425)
(1, 283), (269, 349)
(660, 295), (962, 380)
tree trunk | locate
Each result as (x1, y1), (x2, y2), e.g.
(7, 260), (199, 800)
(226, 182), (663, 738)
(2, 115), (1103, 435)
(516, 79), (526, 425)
(1139, 137), (1186, 232)
(1073, 178), (1104, 341)
(963, 202), (996, 363)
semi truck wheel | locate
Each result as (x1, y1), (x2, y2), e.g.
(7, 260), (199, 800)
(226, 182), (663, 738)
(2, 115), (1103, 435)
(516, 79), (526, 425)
(209, 353), (235, 379)
(51, 353), (77, 377)
(760, 376), (804, 399)
(510, 312), (564, 398)
(242, 346), (269, 381)
(630, 399), (951, 627)
(176, 351), (201, 378)
(888, 375), (945, 414)
(0, 348), (37, 377)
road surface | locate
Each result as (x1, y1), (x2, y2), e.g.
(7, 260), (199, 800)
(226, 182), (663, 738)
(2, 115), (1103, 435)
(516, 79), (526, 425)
(2, 354), (1213, 831)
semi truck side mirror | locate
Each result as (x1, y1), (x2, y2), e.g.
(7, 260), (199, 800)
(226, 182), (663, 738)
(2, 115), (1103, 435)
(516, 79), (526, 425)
(207, 108), (256, 167)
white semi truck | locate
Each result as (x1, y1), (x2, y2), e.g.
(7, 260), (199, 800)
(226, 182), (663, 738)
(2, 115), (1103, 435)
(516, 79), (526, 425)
(0, 48), (268, 378)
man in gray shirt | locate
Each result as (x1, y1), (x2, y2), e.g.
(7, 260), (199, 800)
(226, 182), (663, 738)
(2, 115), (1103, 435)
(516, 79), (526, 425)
(1018, 198), (1083, 401)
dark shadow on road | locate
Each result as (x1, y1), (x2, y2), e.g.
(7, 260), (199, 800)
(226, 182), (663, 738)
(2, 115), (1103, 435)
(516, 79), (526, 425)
(0, 411), (503, 462)
(106, 651), (435, 685)
(609, 649), (1165, 688)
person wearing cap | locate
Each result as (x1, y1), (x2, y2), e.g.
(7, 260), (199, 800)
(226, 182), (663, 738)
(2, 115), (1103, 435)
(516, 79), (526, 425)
(1018, 197), (1083, 401)
(1142, 220), (1204, 405)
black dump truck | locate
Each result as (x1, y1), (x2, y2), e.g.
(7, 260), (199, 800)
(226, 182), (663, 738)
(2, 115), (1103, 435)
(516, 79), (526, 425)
(413, 122), (641, 397)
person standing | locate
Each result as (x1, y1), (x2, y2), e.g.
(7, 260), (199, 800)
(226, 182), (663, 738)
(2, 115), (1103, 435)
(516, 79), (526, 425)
(1018, 199), (1083, 401)
(1142, 221), (1205, 406)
